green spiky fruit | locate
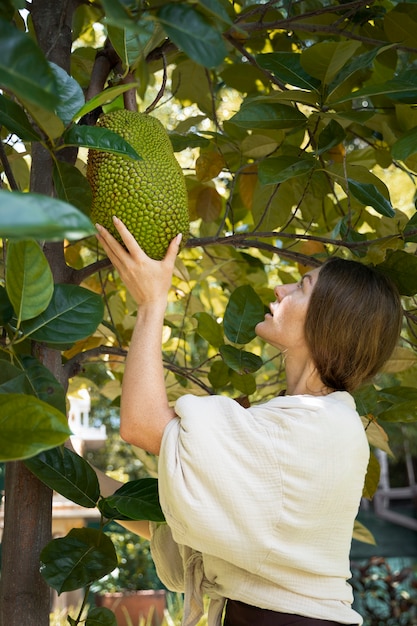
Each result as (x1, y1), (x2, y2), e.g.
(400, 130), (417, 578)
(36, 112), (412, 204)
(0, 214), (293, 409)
(87, 109), (189, 260)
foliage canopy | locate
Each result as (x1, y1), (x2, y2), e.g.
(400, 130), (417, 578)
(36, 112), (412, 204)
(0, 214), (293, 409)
(1, 0), (417, 624)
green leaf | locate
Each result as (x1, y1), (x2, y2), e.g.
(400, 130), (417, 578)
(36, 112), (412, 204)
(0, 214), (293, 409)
(0, 18), (59, 110)
(379, 402), (417, 423)
(378, 386), (417, 405)
(317, 119), (346, 154)
(40, 528), (117, 594)
(157, 3), (227, 69)
(0, 393), (71, 461)
(391, 125), (417, 161)
(171, 59), (214, 114)
(0, 190), (96, 241)
(18, 98), (65, 141)
(223, 285), (265, 344)
(376, 386), (417, 423)
(255, 52), (320, 91)
(220, 62), (270, 95)
(0, 285), (14, 325)
(220, 345), (263, 374)
(300, 41), (361, 84)
(193, 312), (224, 347)
(0, 356), (65, 410)
(98, 478), (165, 522)
(347, 179), (395, 218)
(53, 160), (92, 214)
(258, 155), (316, 185)
(49, 62), (85, 126)
(19, 284), (104, 345)
(0, 0), (15, 20)
(86, 607), (117, 626)
(404, 211), (417, 243)
(208, 360), (230, 388)
(0, 361), (33, 395)
(107, 21), (157, 71)
(230, 102), (306, 130)
(328, 46), (388, 97)
(376, 250), (417, 296)
(170, 132), (210, 152)
(384, 9), (417, 49)
(62, 125), (141, 160)
(25, 447), (100, 508)
(0, 93), (41, 141)
(197, 0), (233, 27)
(331, 70), (417, 105)
(100, 0), (143, 30)
(230, 371), (256, 395)
(21, 355), (66, 413)
(6, 240), (54, 323)
(73, 83), (139, 122)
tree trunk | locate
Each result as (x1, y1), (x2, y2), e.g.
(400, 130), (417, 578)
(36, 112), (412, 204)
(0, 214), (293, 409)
(0, 2), (80, 624)
(0, 464), (53, 626)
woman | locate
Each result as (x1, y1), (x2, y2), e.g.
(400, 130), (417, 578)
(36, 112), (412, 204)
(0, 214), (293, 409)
(95, 216), (403, 626)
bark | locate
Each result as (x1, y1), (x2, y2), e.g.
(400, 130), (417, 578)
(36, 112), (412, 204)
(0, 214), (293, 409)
(0, 464), (53, 626)
(0, 2), (80, 625)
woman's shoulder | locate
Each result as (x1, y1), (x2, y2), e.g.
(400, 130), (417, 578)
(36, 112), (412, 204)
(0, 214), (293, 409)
(175, 393), (248, 417)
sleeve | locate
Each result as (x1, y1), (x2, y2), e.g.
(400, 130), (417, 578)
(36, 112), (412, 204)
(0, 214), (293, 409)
(149, 522), (185, 592)
(157, 394), (283, 570)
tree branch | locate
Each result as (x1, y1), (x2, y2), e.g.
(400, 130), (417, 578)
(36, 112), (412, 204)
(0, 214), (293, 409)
(0, 138), (19, 191)
(230, 1), (417, 54)
(187, 227), (409, 259)
(63, 344), (213, 393)
(67, 256), (112, 285)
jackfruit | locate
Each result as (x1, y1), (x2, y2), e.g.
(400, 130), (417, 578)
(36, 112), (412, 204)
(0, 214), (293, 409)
(87, 109), (189, 260)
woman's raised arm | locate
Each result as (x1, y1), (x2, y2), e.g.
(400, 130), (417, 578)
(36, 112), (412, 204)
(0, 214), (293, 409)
(96, 216), (182, 454)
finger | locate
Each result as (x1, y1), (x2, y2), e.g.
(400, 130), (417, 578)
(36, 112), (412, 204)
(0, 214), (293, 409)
(95, 223), (124, 254)
(95, 223), (130, 270)
(112, 216), (145, 257)
(163, 233), (183, 265)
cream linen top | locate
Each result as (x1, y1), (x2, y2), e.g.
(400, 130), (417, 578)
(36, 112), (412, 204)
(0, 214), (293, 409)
(150, 392), (369, 626)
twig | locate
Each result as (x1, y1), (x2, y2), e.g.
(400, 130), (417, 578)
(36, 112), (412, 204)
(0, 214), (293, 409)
(0, 137), (19, 191)
(145, 53), (168, 113)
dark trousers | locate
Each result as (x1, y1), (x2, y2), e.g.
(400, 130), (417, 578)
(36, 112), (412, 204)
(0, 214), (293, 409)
(224, 599), (358, 626)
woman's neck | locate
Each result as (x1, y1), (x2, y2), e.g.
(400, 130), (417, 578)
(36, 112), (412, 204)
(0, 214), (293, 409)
(284, 353), (331, 396)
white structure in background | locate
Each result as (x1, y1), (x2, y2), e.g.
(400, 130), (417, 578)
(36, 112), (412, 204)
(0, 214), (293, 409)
(68, 388), (106, 453)
(373, 447), (417, 532)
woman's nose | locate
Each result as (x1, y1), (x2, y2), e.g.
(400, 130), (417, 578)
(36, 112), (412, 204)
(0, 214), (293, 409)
(274, 284), (286, 301)
(274, 283), (295, 301)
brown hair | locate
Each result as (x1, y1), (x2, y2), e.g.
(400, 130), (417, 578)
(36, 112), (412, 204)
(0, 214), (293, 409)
(304, 257), (403, 393)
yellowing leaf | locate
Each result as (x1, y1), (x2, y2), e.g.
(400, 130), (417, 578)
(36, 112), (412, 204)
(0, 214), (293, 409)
(241, 134), (279, 158)
(63, 336), (104, 360)
(353, 520), (376, 545)
(195, 151), (225, 182)
(239, 164), (258, 210)
(381, 346), (417, 373)
(362, 451), (380, 500)
(361, 414), (393, 457)
(195, 186), (223, 222)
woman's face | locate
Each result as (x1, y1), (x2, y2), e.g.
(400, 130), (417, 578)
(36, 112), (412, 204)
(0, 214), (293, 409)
(255, 267), (321, 352)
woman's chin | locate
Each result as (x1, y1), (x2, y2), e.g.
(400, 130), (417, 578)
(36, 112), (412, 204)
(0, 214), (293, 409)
(255, 319), (267, 338)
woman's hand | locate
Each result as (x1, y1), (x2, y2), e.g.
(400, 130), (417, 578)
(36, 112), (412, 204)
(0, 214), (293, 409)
(95, 216), (182, 308)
